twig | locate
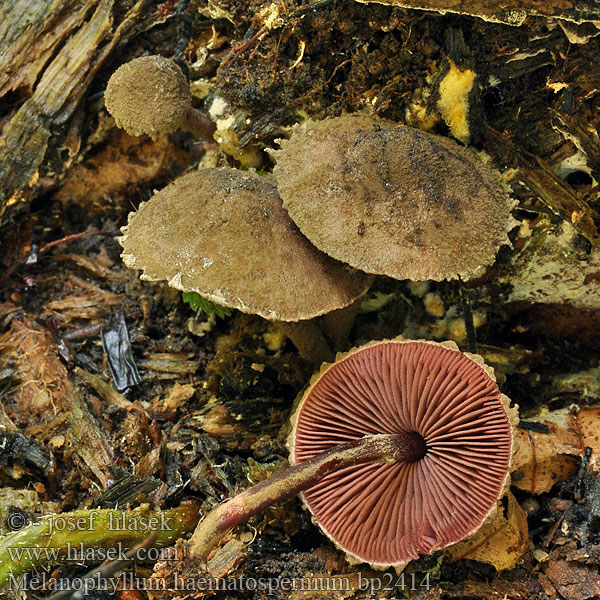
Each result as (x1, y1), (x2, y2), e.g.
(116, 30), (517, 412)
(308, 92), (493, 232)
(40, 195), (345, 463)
(2, 230), (118, 281)
(574, 446), (592, 502)
(220, 0), (336, 69)
(459, 281), (477, 354)
(39, 230), (115, 254)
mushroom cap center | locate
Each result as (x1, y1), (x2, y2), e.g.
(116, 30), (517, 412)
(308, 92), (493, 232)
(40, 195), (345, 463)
(389, 431), (427, 463)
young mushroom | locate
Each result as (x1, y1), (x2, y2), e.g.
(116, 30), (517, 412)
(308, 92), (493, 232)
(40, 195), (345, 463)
(119, 168), (372, 361)
(272, 115), (518, 281)
(104, 55), (215, 140)
(189, 338), (515, 570)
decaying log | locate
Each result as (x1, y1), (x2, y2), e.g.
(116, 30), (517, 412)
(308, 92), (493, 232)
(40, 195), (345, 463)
(0, 0), (151, 229)
(356, 0), (600, 26)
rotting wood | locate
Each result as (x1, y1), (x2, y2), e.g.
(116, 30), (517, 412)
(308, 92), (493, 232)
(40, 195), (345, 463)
(0, 1), (96, 97)
(67, 383), (117, 487)
(484, 124), (600, 248)
(356, 0), (600, 26)
(0, 0), (151, 229)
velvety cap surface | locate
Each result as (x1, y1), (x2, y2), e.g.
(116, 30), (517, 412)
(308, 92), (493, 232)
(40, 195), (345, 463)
(273, 115), (517, 281)
(291, 339), (512, 567)
(105, 55), (191, 140)
(120, 169), (371, 321)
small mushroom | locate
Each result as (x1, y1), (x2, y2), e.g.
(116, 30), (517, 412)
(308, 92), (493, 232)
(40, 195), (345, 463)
(104, 55), (214, 140)
(120, 169), (371, 356)
(188, 338), (515, 569)
(272, 115), (518, 281)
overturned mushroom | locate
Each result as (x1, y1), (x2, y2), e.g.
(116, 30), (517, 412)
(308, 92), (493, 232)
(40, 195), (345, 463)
(189, 338), (515, 569)
(105, 55), (214, 140)
(120, 168), (371, 359)
(291, 338), (514, 567)
(272, 115), (518, 281)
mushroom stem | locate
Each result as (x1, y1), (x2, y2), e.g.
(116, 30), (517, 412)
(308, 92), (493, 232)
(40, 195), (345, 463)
(189, 431), (426, 561)
(321, 299), (360, 351)
(280, 320), (334, 365)
(181, 107), (217, 141)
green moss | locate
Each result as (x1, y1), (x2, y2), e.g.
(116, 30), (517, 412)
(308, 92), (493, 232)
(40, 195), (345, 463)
(182, 291), (232, 318)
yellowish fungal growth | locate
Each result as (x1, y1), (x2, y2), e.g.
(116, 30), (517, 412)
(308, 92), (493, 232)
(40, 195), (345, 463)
(437, 60), (476, 144)
(423, 291), (445, 317)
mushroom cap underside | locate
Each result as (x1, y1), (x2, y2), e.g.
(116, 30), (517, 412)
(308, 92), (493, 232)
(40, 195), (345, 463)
(290, 338), (513, 568)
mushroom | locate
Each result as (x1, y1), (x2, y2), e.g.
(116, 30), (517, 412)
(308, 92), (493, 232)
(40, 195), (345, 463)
(188, 338), (515, 570)
(104, 55), (215, 141)
(271, 115), (518, 281)
(119, 168), (372, 361)
(290, 338), (514, 568)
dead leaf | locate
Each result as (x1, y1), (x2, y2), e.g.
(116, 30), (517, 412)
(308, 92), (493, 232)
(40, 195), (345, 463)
(164, 383), (196, 411)
(511, 405), (600, 494)
(542, 557), (600, 600)
(512, 412), (582, 494)
(446, 492), (529, 570)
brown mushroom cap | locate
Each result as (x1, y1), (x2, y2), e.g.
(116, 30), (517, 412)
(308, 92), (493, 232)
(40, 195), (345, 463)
(105, 55), (191, 140)
(289, 338), (513, 568)
(272, 115), (517, 281)
(120, 169), (372, 321)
